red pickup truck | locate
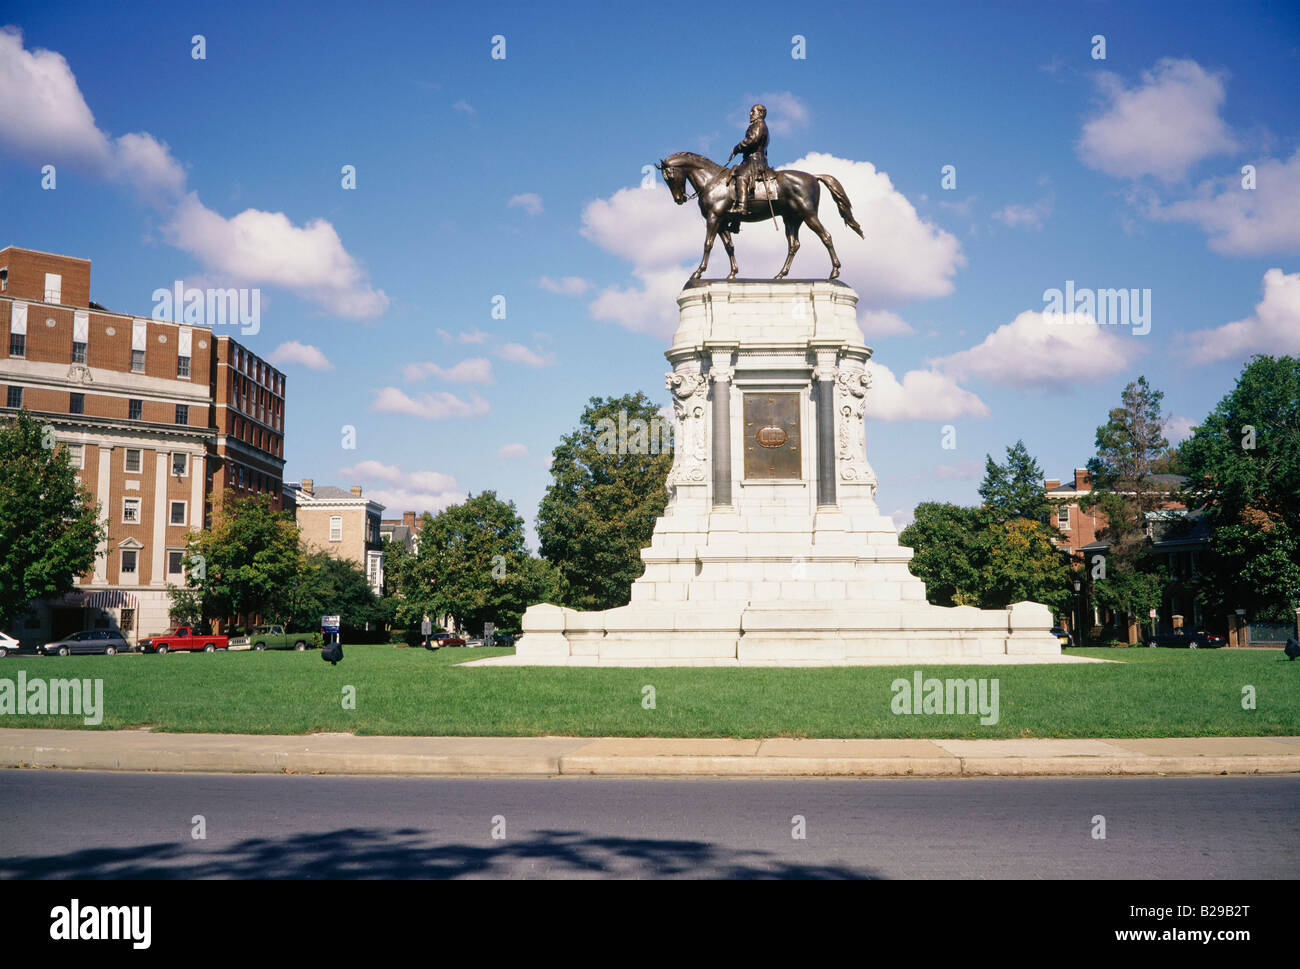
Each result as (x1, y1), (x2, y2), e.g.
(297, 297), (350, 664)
(138, 626), (229, 654)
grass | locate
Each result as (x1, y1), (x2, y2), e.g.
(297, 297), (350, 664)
(0, 645), (1296, 739)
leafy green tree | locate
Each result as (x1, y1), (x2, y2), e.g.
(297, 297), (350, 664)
(0, 412), (103, 627)
(284, 551), (382, 635)
(899, 503), (984, 606)
(978, 518), (1072, 612)
(171, 494), (300, 626)
(537, 393), (672, 610)
(1179, 355), (1300, 620)
(1082, 377), (1174, 632)
(979, 440), (1052, 524)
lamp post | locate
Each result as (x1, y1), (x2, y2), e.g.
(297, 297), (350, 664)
(1073, 579), (1082, 647)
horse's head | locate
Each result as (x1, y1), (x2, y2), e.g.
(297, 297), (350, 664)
(656, 157), (688, 205)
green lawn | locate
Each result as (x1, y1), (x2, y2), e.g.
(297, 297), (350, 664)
(0, 645), (1295, 738)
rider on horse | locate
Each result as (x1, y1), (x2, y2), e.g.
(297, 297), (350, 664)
(731, 103), (772, 219)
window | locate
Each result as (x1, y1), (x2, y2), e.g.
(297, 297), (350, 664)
(6, 386), (21, 408)
(44, 273), (62, 303)
(0, 268), (6, 292)
(177, 355), (190, 379)
(175, 404), (188, 425)
(168, 550), (184, 575)
(329, 516), (343, 542)
(131, 349), (146, 373)
(169, 501), (187, 526)
(1056, 505), (1070, 527)
(128, 398), (143, 421)
(124, 448), (142, 473)
(120, 549), (137, 576)
(122, 498), (141, 523)
(72, 341), (87, 364)
(69, 392), (84, 415)
(65, 443), (84, 469)
(9, 332), (24, 357)
(172, 452), (188, 477)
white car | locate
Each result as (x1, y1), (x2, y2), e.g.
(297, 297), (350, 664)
(0, 632), (21, 658)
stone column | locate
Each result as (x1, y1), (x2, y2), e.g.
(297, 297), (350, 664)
(813, 367), (836, 507)
(709, 359), (734, 508)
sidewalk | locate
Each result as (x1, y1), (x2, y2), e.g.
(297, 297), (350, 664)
(2, 728), (1298, 778)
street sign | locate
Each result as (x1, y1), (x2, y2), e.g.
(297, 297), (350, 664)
(421, 619), (432, 636)
(322, 615), (341, 633)
(1148, 609), (1157, 618)
(484, 622), (495, 646)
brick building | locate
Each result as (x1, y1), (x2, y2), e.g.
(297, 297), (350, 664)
(0, 245), (286, 644)
(283, 479), (386, 595)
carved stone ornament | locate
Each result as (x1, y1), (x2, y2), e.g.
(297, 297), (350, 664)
(665, 370), (709, 487)
(835, 368), (877, 493)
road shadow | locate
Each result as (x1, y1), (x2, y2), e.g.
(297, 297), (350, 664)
(0, 827), (879, 879)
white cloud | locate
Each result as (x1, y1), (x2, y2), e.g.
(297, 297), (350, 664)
(268, 341), (333, 371)
(992, 198), (1052, 229)
(452, 100), (475, 115)
(337, 460), (465, 515)
(0, 28), (384, 317)
(934, 310), (1134, 391)
(1164, 416), (1198, 444)
(538, 275), (591, 295)
(370, 387), (490, 419)
(437, 327), (491, 344)
(1146, 150), (1300, 255)
(498, 443), (528, 459)
(497, 343), (555, 367)
(1186, 268), (1300, 363)
(402, 358), (494, 384)
(1078, 58), (1237, 182)
(582, 153), (964, 337)
(864, 361), (989, 422)
(508, 192), (544, 216)
(164, 194), (389, 318)
(859, 309), (914, 338)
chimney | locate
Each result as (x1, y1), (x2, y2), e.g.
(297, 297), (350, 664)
(1074, 468), (1092, 492)
(350, 485), (363, 497)
(1045, 479), (1061, 491)
(403, 511), (416, 527)
(301, 478), (314, 496)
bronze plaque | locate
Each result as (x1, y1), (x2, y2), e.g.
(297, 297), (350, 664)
(743, 393), (800, 479)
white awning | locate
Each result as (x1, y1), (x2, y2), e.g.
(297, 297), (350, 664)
(10, 302), (26, 335)
(132, 319), (147, 350)
(73, 311), (89, 342)
(178, 326), (192, 356)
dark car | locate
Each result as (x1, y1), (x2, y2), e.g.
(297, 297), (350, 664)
(1050, 626), (1074, 648)
(39, 630), (130, 656)
(1145, 629), (1225, 649)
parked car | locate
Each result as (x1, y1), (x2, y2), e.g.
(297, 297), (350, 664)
(426, 632), (466, 649)
(228, 625), (322, 651)
(1050, 626), (1074, 648)
(1145, 629), (1225, 649)
(138, 626), (229, 654)
(0, 632), (22, 657)
(38, 629), (130, 656)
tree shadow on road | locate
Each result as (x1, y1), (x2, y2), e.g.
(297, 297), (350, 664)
(0, 827), (879, 879)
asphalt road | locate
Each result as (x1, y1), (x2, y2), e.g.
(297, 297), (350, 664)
(1, 771), (1297, 879)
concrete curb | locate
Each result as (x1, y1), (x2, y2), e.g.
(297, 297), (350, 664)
(1, 729), (1297, 778)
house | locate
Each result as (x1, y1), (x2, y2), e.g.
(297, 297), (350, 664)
(284, 479), (385, 595)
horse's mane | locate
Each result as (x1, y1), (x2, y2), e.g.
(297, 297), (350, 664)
(664, 151), (723, 172)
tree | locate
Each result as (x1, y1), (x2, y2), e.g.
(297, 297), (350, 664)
(899, 503), (984, 606)
(284, 551), (381, 635)
(1178, 355), (1300, 620)
(1079, 377), (1175, 632)
(389, 492), (555, 634)
(979, 440), (1051, 524)
(171, 494), (300, 625)
(537, 393), (672, 610)
(0, 412), (103, 627)
(978, 518), (1072, 613)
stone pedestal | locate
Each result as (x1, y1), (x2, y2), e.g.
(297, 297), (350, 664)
(513, 280), (1061, 665)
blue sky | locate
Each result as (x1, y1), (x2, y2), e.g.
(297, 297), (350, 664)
(2, 0), (1298, 542)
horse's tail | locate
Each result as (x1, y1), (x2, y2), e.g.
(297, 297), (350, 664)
(816, 174), (864, 238)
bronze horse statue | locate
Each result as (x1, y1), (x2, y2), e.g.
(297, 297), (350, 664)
(655, 151), (863, 281)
